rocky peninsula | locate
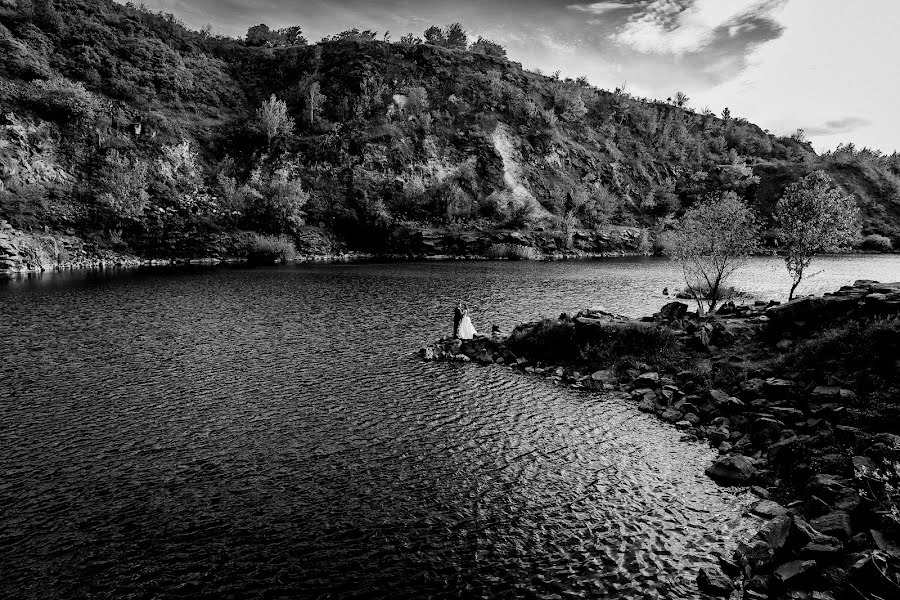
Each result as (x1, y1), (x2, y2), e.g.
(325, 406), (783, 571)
(420, 281), (900, 599)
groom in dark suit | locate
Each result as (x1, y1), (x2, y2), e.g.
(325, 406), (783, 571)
(453, 302), (464, 338)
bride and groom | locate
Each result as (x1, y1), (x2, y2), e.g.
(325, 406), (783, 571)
(453, 302), (478, 340)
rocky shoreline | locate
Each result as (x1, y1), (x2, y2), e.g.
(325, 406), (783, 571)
(419, 281), (900, 599)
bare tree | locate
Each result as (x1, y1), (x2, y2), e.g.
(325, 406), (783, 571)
(665, 192), (760, 313)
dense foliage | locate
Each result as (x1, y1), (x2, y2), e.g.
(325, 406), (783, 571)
(0, 0), (897, 259)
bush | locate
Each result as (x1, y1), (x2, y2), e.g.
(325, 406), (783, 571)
(30, 76), (103, 123)
(235, 232), (297, 264)
(778, 318), (900, 427)
(506, 318), (578, 362)
(486, 243), (540, 260)
(860, 233), (893, 252)
(579, 323), (685, 372)
(505, 318), (685, 371)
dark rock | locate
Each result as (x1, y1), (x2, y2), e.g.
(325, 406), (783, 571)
(697, 565), (734, 596)
(810, 511), (852, 540)
(790, 516), (829, 547)
(752, 417), (784, 446)
(751, 500), (789, 519)
(683, 412), (700, 426)
(800, 536), (843, 558)
(718, 554), (742, 577)
(659, 301), (688, 320)
(590, 369), (617, 385)
(806, 474), (851, 501)
(751, 485), (771, 499)
(871, 529), (900, 559)
(758, 514), (792, 551)
(709, 427), (730, 445)
(773, 559), (817, 585)
(768, 436), (801, 464)
(764, 378), (794, 400)
(661, 408), (683, 423)
(706, 454), (756, 485)
(810, 386), (841, 401)
(738, 539), (775, 574)
(851, 455), (877, 474)
(633, 371), (660, 387)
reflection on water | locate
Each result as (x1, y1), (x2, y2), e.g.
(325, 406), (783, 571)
(1, 256), (896, 599)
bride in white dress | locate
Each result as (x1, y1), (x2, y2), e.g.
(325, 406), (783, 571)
(457, 305), (477, 339)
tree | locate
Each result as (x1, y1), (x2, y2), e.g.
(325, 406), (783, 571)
(443, 23), (467, 49)
(246, 166), (309, 235)
(555, 188), (588, 250)
(665, 192), (760, 313)
(775, 171), (858, 300)
(423, 26), (445, 45)
(256, 94), (295, 149)
(406, 86), (428, 116)
(399, 33), (421, 46)
(321, 28), (377, 43)
(274, 26), (307, 46)
(306, 82), (325, 125)
(674, 91), (689, 108)
(557, 89), (587, 122)
(96, 150), (149, 226)
(470, 37), (506, 58)
(246, 24), (272, 46)
(721, 107), (731, 123)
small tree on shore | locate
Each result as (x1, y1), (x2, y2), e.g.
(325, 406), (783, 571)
(666, 192), (760, 313)
(775, 170), (858, 300)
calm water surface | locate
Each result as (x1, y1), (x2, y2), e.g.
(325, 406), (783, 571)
(1, 256), (897, 599)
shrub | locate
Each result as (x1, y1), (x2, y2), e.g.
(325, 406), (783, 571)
(506, 318), (578, 362)
(579, 323), (685, 373)
(95, 150), (149, 226)
(777, 318), (900, 427)
(236, 232), (297, 264)
(244, 166), (309, 235)
(860, 233), (893, 252)
(30, 76), (103, 123)
(505, 318), (685, 371)
(486, 243), (540, 260)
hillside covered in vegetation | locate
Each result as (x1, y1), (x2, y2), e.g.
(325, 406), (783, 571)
(1, 0), (898, 264)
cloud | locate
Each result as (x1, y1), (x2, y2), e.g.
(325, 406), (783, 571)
(614, 0), (785, 55)
(567, 2), (640, 15)
(803, 117), (871, 137)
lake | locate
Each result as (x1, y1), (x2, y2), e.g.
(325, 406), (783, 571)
(1, 255), (897, 599)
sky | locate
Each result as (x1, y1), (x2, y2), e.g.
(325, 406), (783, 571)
(132, 0), (900, 153)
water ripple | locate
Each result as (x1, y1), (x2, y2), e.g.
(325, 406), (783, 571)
(3, 257), (897, 599)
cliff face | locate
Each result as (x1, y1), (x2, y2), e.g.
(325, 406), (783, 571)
(0, 0), (898, 265)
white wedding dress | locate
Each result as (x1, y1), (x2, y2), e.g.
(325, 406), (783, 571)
(457, 313), (477, 339)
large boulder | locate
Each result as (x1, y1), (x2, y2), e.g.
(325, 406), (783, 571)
(706, 454), (756, 485)
(810, 511), (852, 540)
(659, 301), (688, 320)
(697, 565), (734, 596)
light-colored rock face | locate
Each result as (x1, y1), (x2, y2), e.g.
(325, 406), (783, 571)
(489, 123), (549, 220)
(0, 114), (73, 190)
